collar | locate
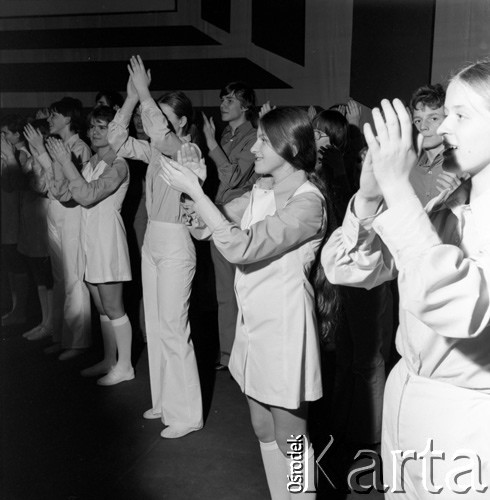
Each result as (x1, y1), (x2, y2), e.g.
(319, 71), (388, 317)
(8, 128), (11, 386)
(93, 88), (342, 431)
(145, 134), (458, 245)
(64, 133), (80, 147)
(224, 120), (254, 138)
(418, 148), (444, 169)
(273, 170), (309, 208)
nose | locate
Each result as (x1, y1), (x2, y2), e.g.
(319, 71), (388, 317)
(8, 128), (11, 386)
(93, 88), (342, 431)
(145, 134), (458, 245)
(250, 138), (259, 154)
(436, 116), (449, 136)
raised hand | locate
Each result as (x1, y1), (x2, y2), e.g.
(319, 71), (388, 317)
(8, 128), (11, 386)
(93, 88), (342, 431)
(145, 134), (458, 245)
(180, 142), (206, 182)
(128, 55), (152, 99)
(259, 101), (276, 119)
(159, 152), (202, 199)
(202, 113), (218, 150)
(45, 137), (71, 166)
(345, 99), (361, 127)
(126, 74), (138, 102)
(363, 98), (417, 205)
(24, 123), (46, 155)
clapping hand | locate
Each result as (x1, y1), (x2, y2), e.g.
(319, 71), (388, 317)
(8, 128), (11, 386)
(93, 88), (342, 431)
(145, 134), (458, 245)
(180, 142), (206, 182)
(202, 113), (218, 150)
(259, 101), (276, 119)
(24, 123), (46, 155)
(45, 137), (71, 166)
(159, 147), (202, 199)
(128, 55), (152, 99)
(363, 98), (417, 204)
(345, 99), (361, 127)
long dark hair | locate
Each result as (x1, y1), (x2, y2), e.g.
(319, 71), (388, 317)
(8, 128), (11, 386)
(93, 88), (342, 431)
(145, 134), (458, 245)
(260, 107), (342, 346)
(157, 91), (198, 141)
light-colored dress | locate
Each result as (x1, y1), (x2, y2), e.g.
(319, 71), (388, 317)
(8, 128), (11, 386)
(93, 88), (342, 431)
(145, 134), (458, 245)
(192, 169), (326, 409)
(53, 149), (131, 284)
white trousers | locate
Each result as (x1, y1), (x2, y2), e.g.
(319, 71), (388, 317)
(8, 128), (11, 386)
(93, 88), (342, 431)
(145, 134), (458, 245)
(382, 359), (490, 499)
(142, 221), (203, 429)
(47, 201), (91, 348)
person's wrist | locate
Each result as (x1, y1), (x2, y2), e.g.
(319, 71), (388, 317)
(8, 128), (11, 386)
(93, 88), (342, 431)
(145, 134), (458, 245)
(207, 139), (218, 151)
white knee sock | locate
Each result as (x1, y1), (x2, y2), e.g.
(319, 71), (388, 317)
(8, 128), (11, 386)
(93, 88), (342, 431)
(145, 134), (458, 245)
(100, 314), (117, 365)
(111, 314), (132, 370)
(260, 440), (290, 500)
(284, 444), (316, 499)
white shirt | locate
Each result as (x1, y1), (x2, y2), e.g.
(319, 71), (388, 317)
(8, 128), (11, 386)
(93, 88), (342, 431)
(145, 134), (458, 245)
(321, 181), (490, 392)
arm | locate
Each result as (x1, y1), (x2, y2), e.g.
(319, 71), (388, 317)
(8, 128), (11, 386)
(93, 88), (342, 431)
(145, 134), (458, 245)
(208, 132), (256, 190)
(108, 107), (152, 163)
(68, 158), (128, 207)
(363, 98), (490, 338)
(374, 191), (490, 339)
(127, 55), (185, 157)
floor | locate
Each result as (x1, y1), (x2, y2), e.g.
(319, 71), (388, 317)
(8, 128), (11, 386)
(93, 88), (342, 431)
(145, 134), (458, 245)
(1, 278), (384, 500)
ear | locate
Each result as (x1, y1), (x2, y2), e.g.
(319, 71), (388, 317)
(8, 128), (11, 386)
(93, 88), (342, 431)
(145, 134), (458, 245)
(179, 115), (188, 132)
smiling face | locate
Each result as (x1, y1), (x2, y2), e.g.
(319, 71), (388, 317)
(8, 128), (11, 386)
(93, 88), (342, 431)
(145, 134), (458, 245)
(437, 80), (490, 178)
(48, 111), (68, 135)
(88, 118), (109, 150)
(412, 104), (445, 151)
(251, 126), (290, 179)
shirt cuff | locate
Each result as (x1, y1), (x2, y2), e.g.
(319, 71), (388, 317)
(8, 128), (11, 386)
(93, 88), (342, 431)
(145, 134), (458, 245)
(194, 195), (228, 233)
(372, 194), (440, 267)
(341, 195), (384, 252)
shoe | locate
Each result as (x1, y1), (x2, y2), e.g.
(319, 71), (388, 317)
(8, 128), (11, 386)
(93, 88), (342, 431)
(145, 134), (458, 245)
(27, 326), (53, 341)
(44, 343), (63, 354)
(143, 409), (162, 420)
(215, 362), (228, 371)
(58, 348), (86, 361)
(23, 325), (42, 339)
(96, 366), (135, 386)
(160, 425), (202, 439)
(80, 361), (113, 377)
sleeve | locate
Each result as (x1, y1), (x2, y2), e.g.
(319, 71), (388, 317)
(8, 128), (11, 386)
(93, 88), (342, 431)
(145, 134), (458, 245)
(372, 194), (490, 339)
(194, 190), (325, 265)
(29, 157), (49, 194)
(67, 158), (128, 207)
(108, 109), (152, 163)
(208, 134), (256, 190)
(140, 98), (184, 158)
(321, 195), (397, 289)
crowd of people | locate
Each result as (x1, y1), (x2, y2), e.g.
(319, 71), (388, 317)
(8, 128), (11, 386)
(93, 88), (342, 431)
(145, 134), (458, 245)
(2, 55), (489, 499)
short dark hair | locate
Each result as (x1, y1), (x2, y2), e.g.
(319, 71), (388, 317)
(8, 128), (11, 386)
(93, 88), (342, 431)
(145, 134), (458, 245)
(410, 83), (445, 112)
(87, 105), (116, 125)
(49, 97), (84, 133)
(0, 114), (27, 137)
(95, 90), (124, 110)
(220, 82), (256, 120)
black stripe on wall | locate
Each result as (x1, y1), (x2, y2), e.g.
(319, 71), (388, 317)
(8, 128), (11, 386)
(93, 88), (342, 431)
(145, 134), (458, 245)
(0, 26), (219, 50)
(1, 59), (291, 92)
(350, 0), (436, 108)
(251, 0), (305, 66)
(201, 0), (231, 33)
